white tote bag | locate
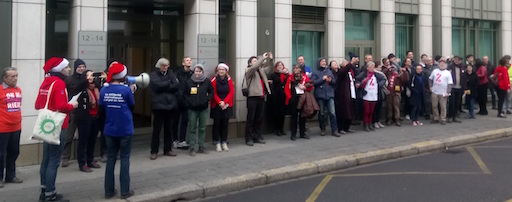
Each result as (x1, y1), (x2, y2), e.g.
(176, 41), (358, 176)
(31, 82), (67, 145)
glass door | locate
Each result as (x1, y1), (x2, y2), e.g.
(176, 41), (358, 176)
(345, 44), (374, 67)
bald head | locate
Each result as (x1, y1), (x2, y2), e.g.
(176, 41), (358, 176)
(483, 56), (489, 65)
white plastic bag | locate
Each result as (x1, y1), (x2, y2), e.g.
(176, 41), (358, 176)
(30, 82), (67, 145)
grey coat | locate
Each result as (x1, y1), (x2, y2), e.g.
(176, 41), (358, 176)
(244, 57), (274, 97)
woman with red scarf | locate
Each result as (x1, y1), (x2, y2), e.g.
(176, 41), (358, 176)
(356, 62), (387, 132)
(268, 61), (290, 136)
(285, 64), (313, 140)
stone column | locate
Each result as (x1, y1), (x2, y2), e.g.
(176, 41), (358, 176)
(419, 0), (433, 57)
(68, 0), (109, 72)
(275, 0), (292, 69)
(327, 0), (345, 62)
(502, 0), (512, 56)
(184, 0), (220, 66)
(380, 0), (395, 59)
(234, 0), (258, 122)
(441, 0), (452, 57)
(11, 0), (46, 143)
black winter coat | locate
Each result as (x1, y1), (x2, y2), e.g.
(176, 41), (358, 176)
(465, 72), (479, 99)
(149, 70), (180, 110)
(409, 73), (429, 106)
(448, 63), (467, 90)
(268, 72), (289, 116)
(175, 67), (194, 106)
(185, 78), (214, 110)
(70, 73), (96, 123)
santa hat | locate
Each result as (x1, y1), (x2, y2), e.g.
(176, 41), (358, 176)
(106, 63), (127, 83)
(217, 63), (229, 72)
(44, 57), (69, 74)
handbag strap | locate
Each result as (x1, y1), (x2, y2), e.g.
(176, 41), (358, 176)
(242, 72), (253, 88)
(44, 82), (57, 110)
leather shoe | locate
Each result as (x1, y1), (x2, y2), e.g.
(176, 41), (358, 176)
(164, 151), (177, 157)
(120, 190), (135, 199)
(300, 135), (310, 139)
(88, 161), (101, 169)
(290, 136), (297, 141)
(332, 132), (341, 137)
(5, 177), (23, 184)
(395, 121), (401, 127)
(150, 154), (157, 160)
(254, 140), (266, 144)
(246, 141), (254, 146)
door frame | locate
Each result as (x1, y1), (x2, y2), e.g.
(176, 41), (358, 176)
(345, 40), (375, 66)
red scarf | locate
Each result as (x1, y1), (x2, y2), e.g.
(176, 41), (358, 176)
(280, 73), (287, 84)
(388, 72), (397, 91)
(361, 71), (374, 89)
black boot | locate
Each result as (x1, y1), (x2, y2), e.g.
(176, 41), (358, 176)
(275, 130), (282, 136)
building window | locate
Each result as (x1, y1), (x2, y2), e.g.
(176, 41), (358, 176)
(292, 31), (322, 68)
(395, 14), (415, 62)
(345, 11), (374, 41)
(452, 18), (497, 61)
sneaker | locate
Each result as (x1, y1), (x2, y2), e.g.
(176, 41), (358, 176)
(221, 143), (229, 151)
(189, 149), (196, 156)
(405, 115), (410, 120)
(173, 141), (179, 149)
(300, 134), (311, 139)
(5, 177), (23, 184)
(61, 159), (69, 168)
(441, 121), (446, 125)
(254, 140), (266, 144)
(378, 122), (385, 128)
(498, 113), (507, 118)
(87, 161), (101, 169)
(320, 129), (326, 136)
(79, 166), (92, 173)
(120, 190), (134, 199)
(417, 121), (424, 126)
(198, 147), (208, 154)
(373, 123), (380, 129)
(332, 132), (341, 137)
(150, 153), (157, 160)
(216, 143), (222, 152)
(164, 151), (177, 157)
(507, 110), (512, 115)
(412, 122), (418, 126)
(100, 154), (107, 163)
(45, 193), (69, 202)
(178, 141), (189, 148)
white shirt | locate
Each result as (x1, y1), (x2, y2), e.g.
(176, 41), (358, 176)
(429, 69), (453, 95)
(363, 74), (378, 101)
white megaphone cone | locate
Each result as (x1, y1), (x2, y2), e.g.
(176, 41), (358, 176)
(127, 72), (150, 88)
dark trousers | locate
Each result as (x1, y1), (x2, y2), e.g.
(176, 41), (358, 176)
(466, 96), (476, 117)
(490, 86), (497, 108)
(402, 92), (410, 116)
(151, 109), (174, 154)
(246, 97), (264, 142)
(477, 84), (488, 114)
(62, 114), (77, 161)
(100, 130), (107, 157)
(339, 119), (352, 132)
(497, 87), (507, 115)
(448, 88), (464, 118)
(290, 96), (305, 137)
(0, 130), (20, 181)
(172, 106), (188, 142)
(213, 118), (229, 143)
(77, 120), (99, 167)
(105, 135), (131, 196)
(372, 99), (383, 124)
(274, 115), (285, 133)
(410, 99), (423, 122)
(355, 95), (364, 121)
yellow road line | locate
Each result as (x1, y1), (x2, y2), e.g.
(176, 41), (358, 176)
(306, 175), (333, 202)
(472, 146), (512, 149)
(332, 171), (484, 177)
(467, 146), (492, 174)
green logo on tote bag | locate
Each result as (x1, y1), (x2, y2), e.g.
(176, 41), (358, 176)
(39, 116), (56, 135)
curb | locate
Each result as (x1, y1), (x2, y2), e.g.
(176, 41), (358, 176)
(128, 127), (512, 202)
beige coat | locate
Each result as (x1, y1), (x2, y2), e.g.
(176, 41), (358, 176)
(245, 57), (274, 97)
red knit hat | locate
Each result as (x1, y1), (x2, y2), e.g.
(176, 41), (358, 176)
(44, 57), (69, 74)
(107, 63), (127, 83)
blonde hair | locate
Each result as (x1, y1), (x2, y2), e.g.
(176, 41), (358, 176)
(155, 58), (170, 68)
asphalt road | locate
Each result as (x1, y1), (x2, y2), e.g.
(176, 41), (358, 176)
(197, 137), (512, 202)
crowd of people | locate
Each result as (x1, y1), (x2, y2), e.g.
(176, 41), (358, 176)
(0, 49), (510, 201)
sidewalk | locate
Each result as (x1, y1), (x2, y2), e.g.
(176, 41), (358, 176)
(1, 114), (512, 202)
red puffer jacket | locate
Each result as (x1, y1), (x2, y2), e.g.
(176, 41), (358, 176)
(495, 66), (511, 91)
(35, 76), (74, 129)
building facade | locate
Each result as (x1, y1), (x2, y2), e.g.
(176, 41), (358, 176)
(0, 0), (509, 165)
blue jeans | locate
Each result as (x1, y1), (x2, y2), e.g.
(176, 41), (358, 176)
(105, 135), (132, 196)
(466, 96), (475, 117)
(40, 129), (66, 196)
(317, 98), (338, 132)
